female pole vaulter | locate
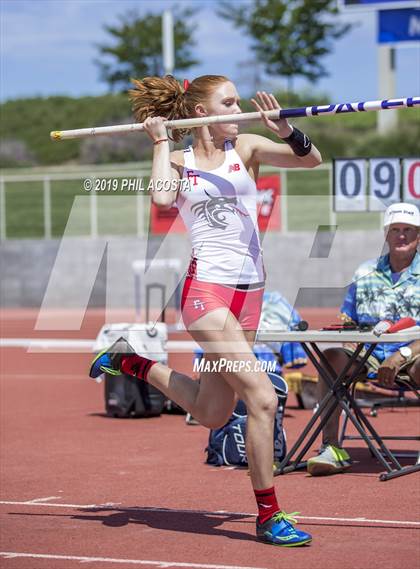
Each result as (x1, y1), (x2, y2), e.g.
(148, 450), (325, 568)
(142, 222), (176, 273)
(90, 74), (322, 547)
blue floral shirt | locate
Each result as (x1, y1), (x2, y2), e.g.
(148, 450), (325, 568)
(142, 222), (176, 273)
(341, 252), (420, 362)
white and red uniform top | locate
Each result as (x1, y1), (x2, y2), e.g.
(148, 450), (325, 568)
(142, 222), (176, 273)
(176, 140), (265, 286)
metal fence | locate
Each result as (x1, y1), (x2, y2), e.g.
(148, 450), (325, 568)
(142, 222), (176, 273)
(0, 167), (152, 240)
(0, 162), (385, 240)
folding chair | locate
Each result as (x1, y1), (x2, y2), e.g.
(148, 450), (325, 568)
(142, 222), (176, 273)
(339, 377), (420, 459)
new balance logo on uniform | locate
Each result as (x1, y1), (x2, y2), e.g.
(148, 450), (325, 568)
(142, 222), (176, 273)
(228, 164), (240, 173)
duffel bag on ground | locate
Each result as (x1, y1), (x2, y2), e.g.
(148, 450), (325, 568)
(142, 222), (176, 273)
(105, 372), (165, 418)
(93, 322), (168, 418)
(206, 372), (288, 466)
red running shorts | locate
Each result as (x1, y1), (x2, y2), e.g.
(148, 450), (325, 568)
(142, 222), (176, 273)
(181, 277), (264, 330)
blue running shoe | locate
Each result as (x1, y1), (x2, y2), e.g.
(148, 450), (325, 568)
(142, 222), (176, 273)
(89, 337), (135, 379)
(256, 511), (312, 547)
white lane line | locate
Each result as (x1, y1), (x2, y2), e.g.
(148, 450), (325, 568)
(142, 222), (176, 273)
(24, 496), (62, 503)
(0, 552), (267, 569)
(297, 514), (420, 525)
(0, 500), (419, 527)
(0, 339), (198, 352)
(0, 500), (99, 509)
(0, 339), (94, 350)
(1, 374), (90, 380)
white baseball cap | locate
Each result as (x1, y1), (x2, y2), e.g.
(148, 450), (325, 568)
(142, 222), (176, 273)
(383, 202), (420, 228)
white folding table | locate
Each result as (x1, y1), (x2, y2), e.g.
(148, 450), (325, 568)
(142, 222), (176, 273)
(257, 328), (420, 481)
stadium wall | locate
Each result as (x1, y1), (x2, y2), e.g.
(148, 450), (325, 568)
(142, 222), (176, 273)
(0, 231), (387, 309)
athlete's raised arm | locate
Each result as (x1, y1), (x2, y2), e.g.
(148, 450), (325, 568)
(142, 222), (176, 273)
(248, 91), (322, 169)
(142, 116), (182, 209)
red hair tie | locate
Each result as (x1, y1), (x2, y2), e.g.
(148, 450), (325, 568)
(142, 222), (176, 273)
(183, 79), (190, 91)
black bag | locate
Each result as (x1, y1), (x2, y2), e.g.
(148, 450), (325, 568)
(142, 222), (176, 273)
(105, 373), (166, 418)
(163, 399), (187, 414)
(206, 372), (288, 466)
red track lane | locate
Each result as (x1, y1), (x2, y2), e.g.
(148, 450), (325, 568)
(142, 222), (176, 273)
(1, 310), (419, 568)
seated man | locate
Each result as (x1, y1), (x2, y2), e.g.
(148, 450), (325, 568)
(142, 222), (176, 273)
(307, 202), (420, 476)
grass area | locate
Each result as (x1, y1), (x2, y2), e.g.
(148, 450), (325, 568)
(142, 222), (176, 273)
(95, 194), (144, 237)
(51, 179), (91, 237)
(286, 169), (330, 230)
(5, 181), (45, 239)
(2, 173), (153, 239)
(0, 164), (385, 239)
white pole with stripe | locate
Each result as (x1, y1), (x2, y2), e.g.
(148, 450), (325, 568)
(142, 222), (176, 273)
(50, 97), (420, 141)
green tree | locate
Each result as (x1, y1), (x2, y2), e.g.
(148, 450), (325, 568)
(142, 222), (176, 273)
(96, 7), (199, 91)
(218, 0), (353, 93)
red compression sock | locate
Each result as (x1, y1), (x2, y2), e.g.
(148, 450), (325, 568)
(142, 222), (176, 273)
(120, 354), (157, 382)
(254, 486), (280, 524)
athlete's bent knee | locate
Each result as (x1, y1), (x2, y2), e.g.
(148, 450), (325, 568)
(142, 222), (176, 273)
(199, 414), (229, 430)
(246, 391), (278, 420)
(197, 405), (235, 430)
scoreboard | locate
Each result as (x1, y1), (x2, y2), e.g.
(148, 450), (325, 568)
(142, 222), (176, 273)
(333, 158), (420, 212)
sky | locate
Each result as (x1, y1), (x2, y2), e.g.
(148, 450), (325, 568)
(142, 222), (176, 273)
(1, 0), (419, 104)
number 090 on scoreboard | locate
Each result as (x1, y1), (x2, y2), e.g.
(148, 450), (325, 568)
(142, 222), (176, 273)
(333, 158), (419, 212)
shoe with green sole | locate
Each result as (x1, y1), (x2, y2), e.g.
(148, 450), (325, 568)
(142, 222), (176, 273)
(307, 444), (352, 476)
(89, 337), (135, 379)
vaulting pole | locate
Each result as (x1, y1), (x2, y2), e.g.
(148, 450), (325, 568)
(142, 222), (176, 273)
(50, 96), (420, 141)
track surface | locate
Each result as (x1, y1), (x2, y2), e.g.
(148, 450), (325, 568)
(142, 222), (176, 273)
(1, 309), (419, 569)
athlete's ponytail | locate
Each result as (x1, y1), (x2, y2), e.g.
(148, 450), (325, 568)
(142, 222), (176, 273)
(129, 74), (230, 142)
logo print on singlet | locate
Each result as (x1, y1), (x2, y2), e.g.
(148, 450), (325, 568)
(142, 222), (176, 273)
(187, 170), (200, 186)
(190, 190), (249, 230)
(193, 299), (205, 311)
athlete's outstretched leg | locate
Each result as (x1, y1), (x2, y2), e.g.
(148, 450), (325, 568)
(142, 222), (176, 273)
(187, 308), (312, 546)
(89, 308), (312, 545)
(90, 334), (237, 430)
